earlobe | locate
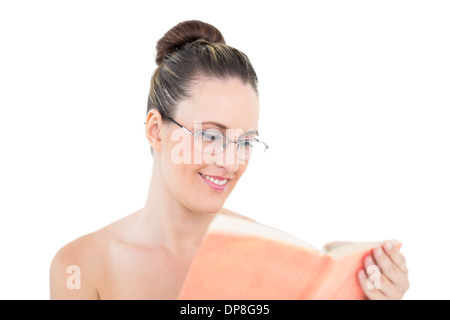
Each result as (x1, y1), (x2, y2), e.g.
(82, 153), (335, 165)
(145, 110), (163, 152)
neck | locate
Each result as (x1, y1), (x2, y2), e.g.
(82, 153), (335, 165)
(140, 161), (217, 253)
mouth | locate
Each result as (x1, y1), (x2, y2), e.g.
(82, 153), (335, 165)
(198, 172), (230, 191)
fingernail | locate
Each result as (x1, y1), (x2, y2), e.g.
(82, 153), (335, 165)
(375, 247), (384, 257)
(384, 241), (393, 251)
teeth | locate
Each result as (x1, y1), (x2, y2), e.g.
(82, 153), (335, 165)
(201, 173), (228, 186)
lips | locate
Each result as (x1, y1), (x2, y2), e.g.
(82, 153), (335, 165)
(199, 173), (229, 185)
(198, 172), (230, 191)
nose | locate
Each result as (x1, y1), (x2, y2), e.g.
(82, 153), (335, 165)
(215, 141), (241, 172)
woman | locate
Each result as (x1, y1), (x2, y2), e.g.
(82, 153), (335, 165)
(50, 20), (409, 300)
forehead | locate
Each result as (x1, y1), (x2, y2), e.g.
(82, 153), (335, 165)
(174, 77), (260, 131)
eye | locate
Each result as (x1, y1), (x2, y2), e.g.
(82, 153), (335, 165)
(241, 140), (254, 147)
(238, 135), (257, 147)
(201, 130), (223, 142)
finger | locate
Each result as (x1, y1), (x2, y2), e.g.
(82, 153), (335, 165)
(363, 255), (400, 298)
(378, 273), (403, 299)
(363, 254), (378, 271)
(382, 241), (408, 274)
(372, 246), (403, 285)
(358, 269), (388, 300)
(366, 251), (410, 298)
(365, 249), (409, 298)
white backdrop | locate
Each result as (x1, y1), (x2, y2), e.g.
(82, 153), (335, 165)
(0, 0), (449, 300)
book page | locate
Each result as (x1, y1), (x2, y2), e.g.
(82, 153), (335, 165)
(324, 240), (400, 259)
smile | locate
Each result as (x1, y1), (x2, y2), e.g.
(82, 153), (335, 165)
(199, 173), (228, 186)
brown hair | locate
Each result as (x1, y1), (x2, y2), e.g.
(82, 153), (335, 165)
(147, 20), (258, 120)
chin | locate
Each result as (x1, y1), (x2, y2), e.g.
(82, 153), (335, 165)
(189, 201), (225, 215)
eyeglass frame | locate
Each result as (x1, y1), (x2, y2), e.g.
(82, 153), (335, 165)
(165, 116), (269, 159)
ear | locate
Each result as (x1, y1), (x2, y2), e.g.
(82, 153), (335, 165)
(145, 109), (164, 153)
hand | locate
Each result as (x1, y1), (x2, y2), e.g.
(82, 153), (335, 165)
(357, 241), (409, 300)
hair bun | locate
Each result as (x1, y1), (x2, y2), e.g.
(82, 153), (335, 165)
(155, 20), (226, 66)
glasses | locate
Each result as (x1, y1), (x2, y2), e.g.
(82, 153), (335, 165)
(167, 117), (269, 161)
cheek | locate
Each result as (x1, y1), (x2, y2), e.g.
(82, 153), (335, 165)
(227, 163), (249, 189)
(164, 130), (202, 166)
(236, 163), (248, 178)
(160, 138), (202, 185)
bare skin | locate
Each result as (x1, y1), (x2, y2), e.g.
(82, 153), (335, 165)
(50, 207), (249, 300)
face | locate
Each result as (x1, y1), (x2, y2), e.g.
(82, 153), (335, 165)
(159, 77), (260, 214)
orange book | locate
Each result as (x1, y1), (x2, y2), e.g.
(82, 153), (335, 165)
(178, 214), (401, 300)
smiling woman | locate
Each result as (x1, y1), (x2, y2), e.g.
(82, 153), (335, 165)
(49, 20), (267, 299)
(48, 19), (411, 301)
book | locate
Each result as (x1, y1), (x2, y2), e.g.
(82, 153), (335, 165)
(178, 214), (401, 300)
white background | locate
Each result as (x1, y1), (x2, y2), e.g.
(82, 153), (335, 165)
(0, 0), (449, 300)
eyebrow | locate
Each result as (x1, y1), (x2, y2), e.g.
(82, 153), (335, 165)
(201, 121), (260, 136)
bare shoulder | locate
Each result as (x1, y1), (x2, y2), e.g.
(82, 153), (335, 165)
(50, 230), (106, 300)
(219, 207), (256, 222)
(49, 211), (144, 300)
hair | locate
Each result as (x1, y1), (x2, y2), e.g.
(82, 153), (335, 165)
(147, 20), (258, 121)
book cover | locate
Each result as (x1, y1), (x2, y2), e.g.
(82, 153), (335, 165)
(178, 214), (400, 300)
